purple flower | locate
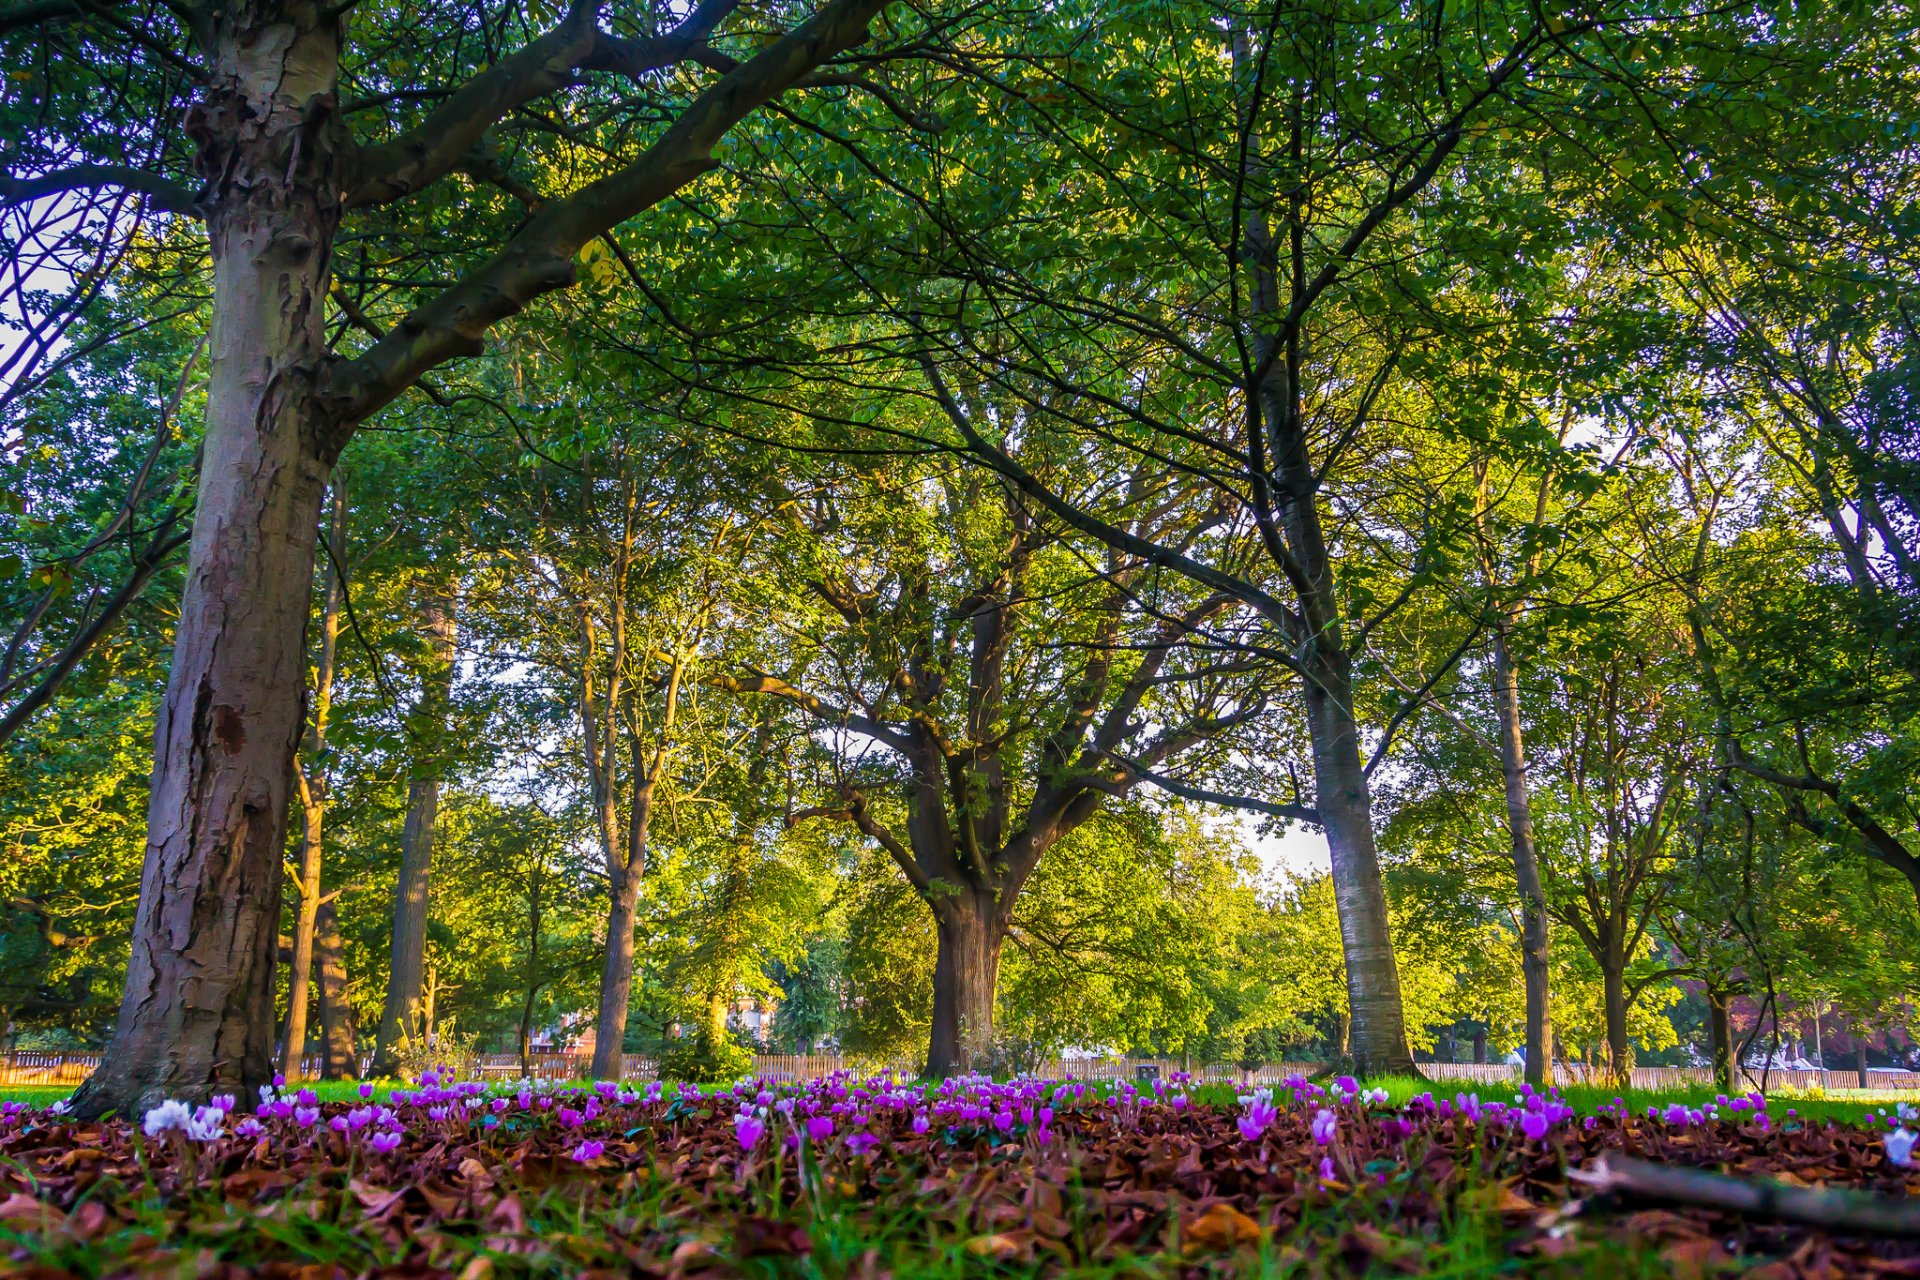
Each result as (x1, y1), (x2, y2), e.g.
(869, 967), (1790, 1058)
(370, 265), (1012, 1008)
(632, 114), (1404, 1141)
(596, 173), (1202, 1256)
(846, 1132), (880, 1157)
(735, 1112), (766, 1150)
(570, 1139), (605, 1163)
(1237, 1093), (1278, 1143)
(234, 1117), (265, 1138)
(1318, 1156), (1336, 1181)
(805, 1116), (834, 1144)
(911, 1114), (931, 1136)
(358, 1083), (375, 1100)
(1310, 1107), (1338, 1146)
(294, 1105), (320, 1128)
(1520, 1111), (1551, 1142)
(369, 1131), (402, 1154)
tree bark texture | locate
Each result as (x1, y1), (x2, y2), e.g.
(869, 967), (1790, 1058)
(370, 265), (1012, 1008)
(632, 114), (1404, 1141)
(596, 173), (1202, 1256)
(374, 581), (458, 1076)
(71, 3), (345, 1118)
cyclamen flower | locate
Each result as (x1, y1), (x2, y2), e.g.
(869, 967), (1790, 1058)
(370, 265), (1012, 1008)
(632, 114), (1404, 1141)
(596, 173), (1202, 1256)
(735, 1112), (766, 1150)
(143, 1099), (193, 1137)
(1318, 1156), (1336, 1181)
(1237, 1093), (1278, 1143)
(1887, 1128), (1917, 1169)
(570, 1139), (605, 1163)
(184, 1106), (226, 1142)
(1310, 1108), (1338, 1146)
(47, 1099), (72, 1117)
(294, 1105), (321, 1128)
(1520, 1111), (1551, 1142)
(368, 1131), (403, 1154)
(1360, 1087), (1389, 1106)
(805, 1116), (834, 1144)
(910, 1114), (931, 1136)
(234, 1118), (265, 1138)
(358, 1083), (375, 1100)
(846, 1132), (880, 1157)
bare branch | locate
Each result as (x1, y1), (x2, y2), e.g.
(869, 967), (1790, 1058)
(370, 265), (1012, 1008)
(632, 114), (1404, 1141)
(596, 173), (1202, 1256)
(0, 164), (197, 214)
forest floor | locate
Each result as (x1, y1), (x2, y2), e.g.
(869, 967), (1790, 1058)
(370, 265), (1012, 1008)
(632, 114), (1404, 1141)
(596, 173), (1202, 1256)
(0, 1072), (1915, 1279)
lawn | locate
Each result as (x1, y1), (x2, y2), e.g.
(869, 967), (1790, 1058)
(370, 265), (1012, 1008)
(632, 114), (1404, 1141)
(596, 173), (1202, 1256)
(0, 1073), (1914, 1278)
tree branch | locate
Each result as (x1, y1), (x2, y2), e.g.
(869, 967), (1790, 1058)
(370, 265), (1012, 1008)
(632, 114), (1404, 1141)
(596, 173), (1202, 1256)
(1096, 749), (1319, 825)
(0, 164), (197, 214)
(323, 0), (889, 428)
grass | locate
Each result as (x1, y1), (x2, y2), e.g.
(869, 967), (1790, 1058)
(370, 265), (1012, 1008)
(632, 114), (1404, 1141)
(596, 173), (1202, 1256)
(5, 1072), (1912, 1125)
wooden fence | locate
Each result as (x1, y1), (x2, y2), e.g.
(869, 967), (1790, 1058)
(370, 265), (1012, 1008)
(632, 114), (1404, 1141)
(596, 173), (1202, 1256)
(5, 1049), (1918, 1094)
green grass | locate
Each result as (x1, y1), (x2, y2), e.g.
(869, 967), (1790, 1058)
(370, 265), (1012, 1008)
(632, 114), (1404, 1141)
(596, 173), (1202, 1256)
(6, 1071), (1910, 1128)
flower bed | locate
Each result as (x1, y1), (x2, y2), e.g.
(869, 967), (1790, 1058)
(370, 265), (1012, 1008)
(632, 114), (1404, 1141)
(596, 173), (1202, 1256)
(1, 1072), (1915, 1277)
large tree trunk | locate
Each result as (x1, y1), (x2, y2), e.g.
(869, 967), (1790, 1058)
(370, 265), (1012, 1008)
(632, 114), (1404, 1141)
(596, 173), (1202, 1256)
(1602, 961), (1632, 1087)
(315, 898), (356, 1079)
(1707, 986), (1734, 1093)
(1490, 628), (1552, 1090)
(374, 583), (458, 1076)
(1304, 670), (1416, 1078)
(282, 482), (345, 1080)
(71, 6), (344, 1118)
(927, 889), (1005, 1077)
(589, 867), (644, 1081)
(1856, 1035), (1870, 1089)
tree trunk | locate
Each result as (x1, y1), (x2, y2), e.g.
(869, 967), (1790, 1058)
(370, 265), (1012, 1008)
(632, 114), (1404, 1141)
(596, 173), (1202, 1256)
(1472, 1025), (1488, 1065)
(589, 867), (644, 1081)
(374, 583), (458, 1076)
(281, 790), (323, 1080)
(1602, 962), (1632, 1087)
(282, 482), (345, 1080)
(70, 7), (344, 1118)
(927, 890), (1005, 1077)
(1707, 986), (1734, 1093)
(1490, 627), (1552, 1090)
(519, 862), (542, 1078)
(315, 899), (355, 1080)
(1305, 672), (1416, 1078)
(1856, 1035), (1870, 1089)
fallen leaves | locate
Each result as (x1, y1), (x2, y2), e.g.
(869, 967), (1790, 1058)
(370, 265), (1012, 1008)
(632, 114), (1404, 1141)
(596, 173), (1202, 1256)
(0, 1084), (1915, 1278)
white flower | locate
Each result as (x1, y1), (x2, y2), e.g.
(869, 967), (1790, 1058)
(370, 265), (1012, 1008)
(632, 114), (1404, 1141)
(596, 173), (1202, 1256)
(184, 1106), (226, 1142)
(1887, 1128), (1917, 1169)
(47, 1099), (72, 1116)
(1897, 1102), (1917, 1124)
(142, 1099), (193, 1137)
(1361, 1087), (1390, 1106)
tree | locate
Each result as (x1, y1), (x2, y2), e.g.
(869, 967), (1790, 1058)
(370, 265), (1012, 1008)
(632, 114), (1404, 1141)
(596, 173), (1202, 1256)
(717, 458), (1274, 1074)
(3, 0), (898, 1116)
